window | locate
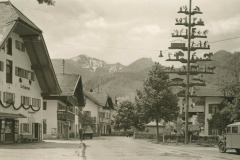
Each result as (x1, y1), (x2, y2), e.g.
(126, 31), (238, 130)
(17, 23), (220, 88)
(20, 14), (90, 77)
(6, 60), (12, 83)
(15, 40), (25, 52)
(21, 123), (30, 133)
(0, 61), (3, 71)
(21, 96), (31, 105)
(7, 38), (12, 55)
(15, 67), (34, 81)
(3, 92), (15, 103)
(209, 104), (219, 114)
(232, 126), (238, 133)
(43, 101), (47, 110)
(32, 98), (41, 108)
(43, 119), (47, 134)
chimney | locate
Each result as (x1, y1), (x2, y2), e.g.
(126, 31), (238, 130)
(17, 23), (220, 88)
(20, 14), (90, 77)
(62, 59), (65, 74)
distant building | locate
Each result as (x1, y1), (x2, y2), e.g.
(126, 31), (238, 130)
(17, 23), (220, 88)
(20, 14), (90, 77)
(145, 121), (165, 134)
(0, 2), (61, 143)
(83, 90), (116, 135)
(178, 86), (225, 136)
(43, 74), (85, 139)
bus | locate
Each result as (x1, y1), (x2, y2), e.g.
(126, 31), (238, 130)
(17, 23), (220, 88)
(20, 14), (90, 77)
(218, 122), (240, 154)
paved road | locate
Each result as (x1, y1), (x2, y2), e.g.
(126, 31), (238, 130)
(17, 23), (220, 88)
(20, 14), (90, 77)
(0, 136), (239, 160)
(85, 136), (239, 160)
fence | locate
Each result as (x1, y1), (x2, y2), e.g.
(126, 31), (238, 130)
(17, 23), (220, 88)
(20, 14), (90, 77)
(133, 132), (219, 144)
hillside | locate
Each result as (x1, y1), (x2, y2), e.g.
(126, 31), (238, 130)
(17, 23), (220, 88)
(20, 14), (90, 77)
(51, 50), (239, 101)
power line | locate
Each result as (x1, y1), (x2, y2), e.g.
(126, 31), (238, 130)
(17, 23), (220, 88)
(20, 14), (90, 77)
(78, 36), (240, 52)
(209, 36), (240, 44)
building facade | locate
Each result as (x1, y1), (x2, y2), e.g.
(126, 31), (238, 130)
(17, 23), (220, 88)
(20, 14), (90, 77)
(83, 91), (115, 136)
(0, 2), (61, 143)
(178, 86), (225, 136)
(43, 74), (84, 139)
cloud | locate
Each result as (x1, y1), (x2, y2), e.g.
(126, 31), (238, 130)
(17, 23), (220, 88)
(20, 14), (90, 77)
(130, 25), (168, 35)
(85, 17), (108, 29)
(207, 15), (240, 35)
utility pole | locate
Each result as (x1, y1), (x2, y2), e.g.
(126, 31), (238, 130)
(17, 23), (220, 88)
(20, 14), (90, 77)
(160, 0), (215, 144)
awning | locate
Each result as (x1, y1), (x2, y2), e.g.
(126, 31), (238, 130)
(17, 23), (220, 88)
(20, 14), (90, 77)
(0, 112), (27, 118)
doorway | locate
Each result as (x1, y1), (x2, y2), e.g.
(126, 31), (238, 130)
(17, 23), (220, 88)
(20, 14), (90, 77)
(5, 119), (14, 143)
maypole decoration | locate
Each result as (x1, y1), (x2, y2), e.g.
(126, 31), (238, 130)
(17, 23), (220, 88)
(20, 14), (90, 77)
(160, 0), (215, 144)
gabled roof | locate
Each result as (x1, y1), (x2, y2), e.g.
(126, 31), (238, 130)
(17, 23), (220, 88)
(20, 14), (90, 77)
(85, 91), (115, 109)
(44, 74), (85, 107)
(0, 1), (61, 94)
(57, 74), (80, 96)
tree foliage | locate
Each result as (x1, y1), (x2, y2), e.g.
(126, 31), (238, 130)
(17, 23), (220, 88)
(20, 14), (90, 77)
(37, 0), (55, 5)
(113, 101), (142, 131)
(135, 63), (179, 141)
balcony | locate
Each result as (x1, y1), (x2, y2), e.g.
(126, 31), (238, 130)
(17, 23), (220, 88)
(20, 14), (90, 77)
(57, 111), (75, 121)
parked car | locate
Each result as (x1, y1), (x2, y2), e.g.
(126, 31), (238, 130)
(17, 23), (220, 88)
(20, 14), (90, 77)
(218, 122), (240, 154)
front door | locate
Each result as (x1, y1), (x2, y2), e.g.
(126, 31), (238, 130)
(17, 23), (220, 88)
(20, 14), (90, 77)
(5, 119), (14, 143)
(32, 123), (40, 140)
(35, 123), (39, 138)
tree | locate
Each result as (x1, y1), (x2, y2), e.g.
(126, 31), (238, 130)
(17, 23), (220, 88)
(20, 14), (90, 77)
(113, 101), (142, 131)
(135, 63), (179, 142)
(37, 0), (55, 5)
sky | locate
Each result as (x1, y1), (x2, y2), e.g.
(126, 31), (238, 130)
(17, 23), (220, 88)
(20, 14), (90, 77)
(5, 0), (240, 66)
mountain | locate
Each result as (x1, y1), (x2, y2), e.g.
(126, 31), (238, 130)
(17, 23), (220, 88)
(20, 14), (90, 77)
(120, 58), (154, 72)
(51, 55), (125, 82)
(51, 55), (154, 101)
(51, 50), (239, 102)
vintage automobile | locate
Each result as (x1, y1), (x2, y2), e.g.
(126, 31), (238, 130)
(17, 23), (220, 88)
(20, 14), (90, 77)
(218, 122), (240, 154)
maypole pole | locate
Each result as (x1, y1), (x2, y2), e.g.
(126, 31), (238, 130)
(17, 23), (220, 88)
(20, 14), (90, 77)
(185, 0), (192, 144)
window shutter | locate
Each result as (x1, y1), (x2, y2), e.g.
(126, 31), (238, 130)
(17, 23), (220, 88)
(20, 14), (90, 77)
(29, 123), (32, 133)
(3, 92), (6, 102)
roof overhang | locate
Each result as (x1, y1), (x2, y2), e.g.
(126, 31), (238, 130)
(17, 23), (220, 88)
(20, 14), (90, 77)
(43, 95), (77, 106)
(0, 112), (27, 118)
(12, 21), (61, 95)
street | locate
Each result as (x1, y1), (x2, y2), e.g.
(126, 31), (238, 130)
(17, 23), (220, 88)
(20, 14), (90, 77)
(0, 136), (239, 160)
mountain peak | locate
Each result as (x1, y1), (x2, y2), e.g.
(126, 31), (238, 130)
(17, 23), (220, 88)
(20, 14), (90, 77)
(121, 57), (154, 72)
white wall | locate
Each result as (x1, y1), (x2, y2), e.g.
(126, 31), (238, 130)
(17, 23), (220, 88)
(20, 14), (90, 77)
(43, 100), (58, 139)
(204, 97), (224, 135)
(83, 98), (99, 133)
(0, 32), (43, 137)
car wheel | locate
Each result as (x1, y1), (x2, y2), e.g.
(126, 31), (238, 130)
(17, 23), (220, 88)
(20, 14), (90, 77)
(219, 143), (226, 153)
(235, 149), (240, 154)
